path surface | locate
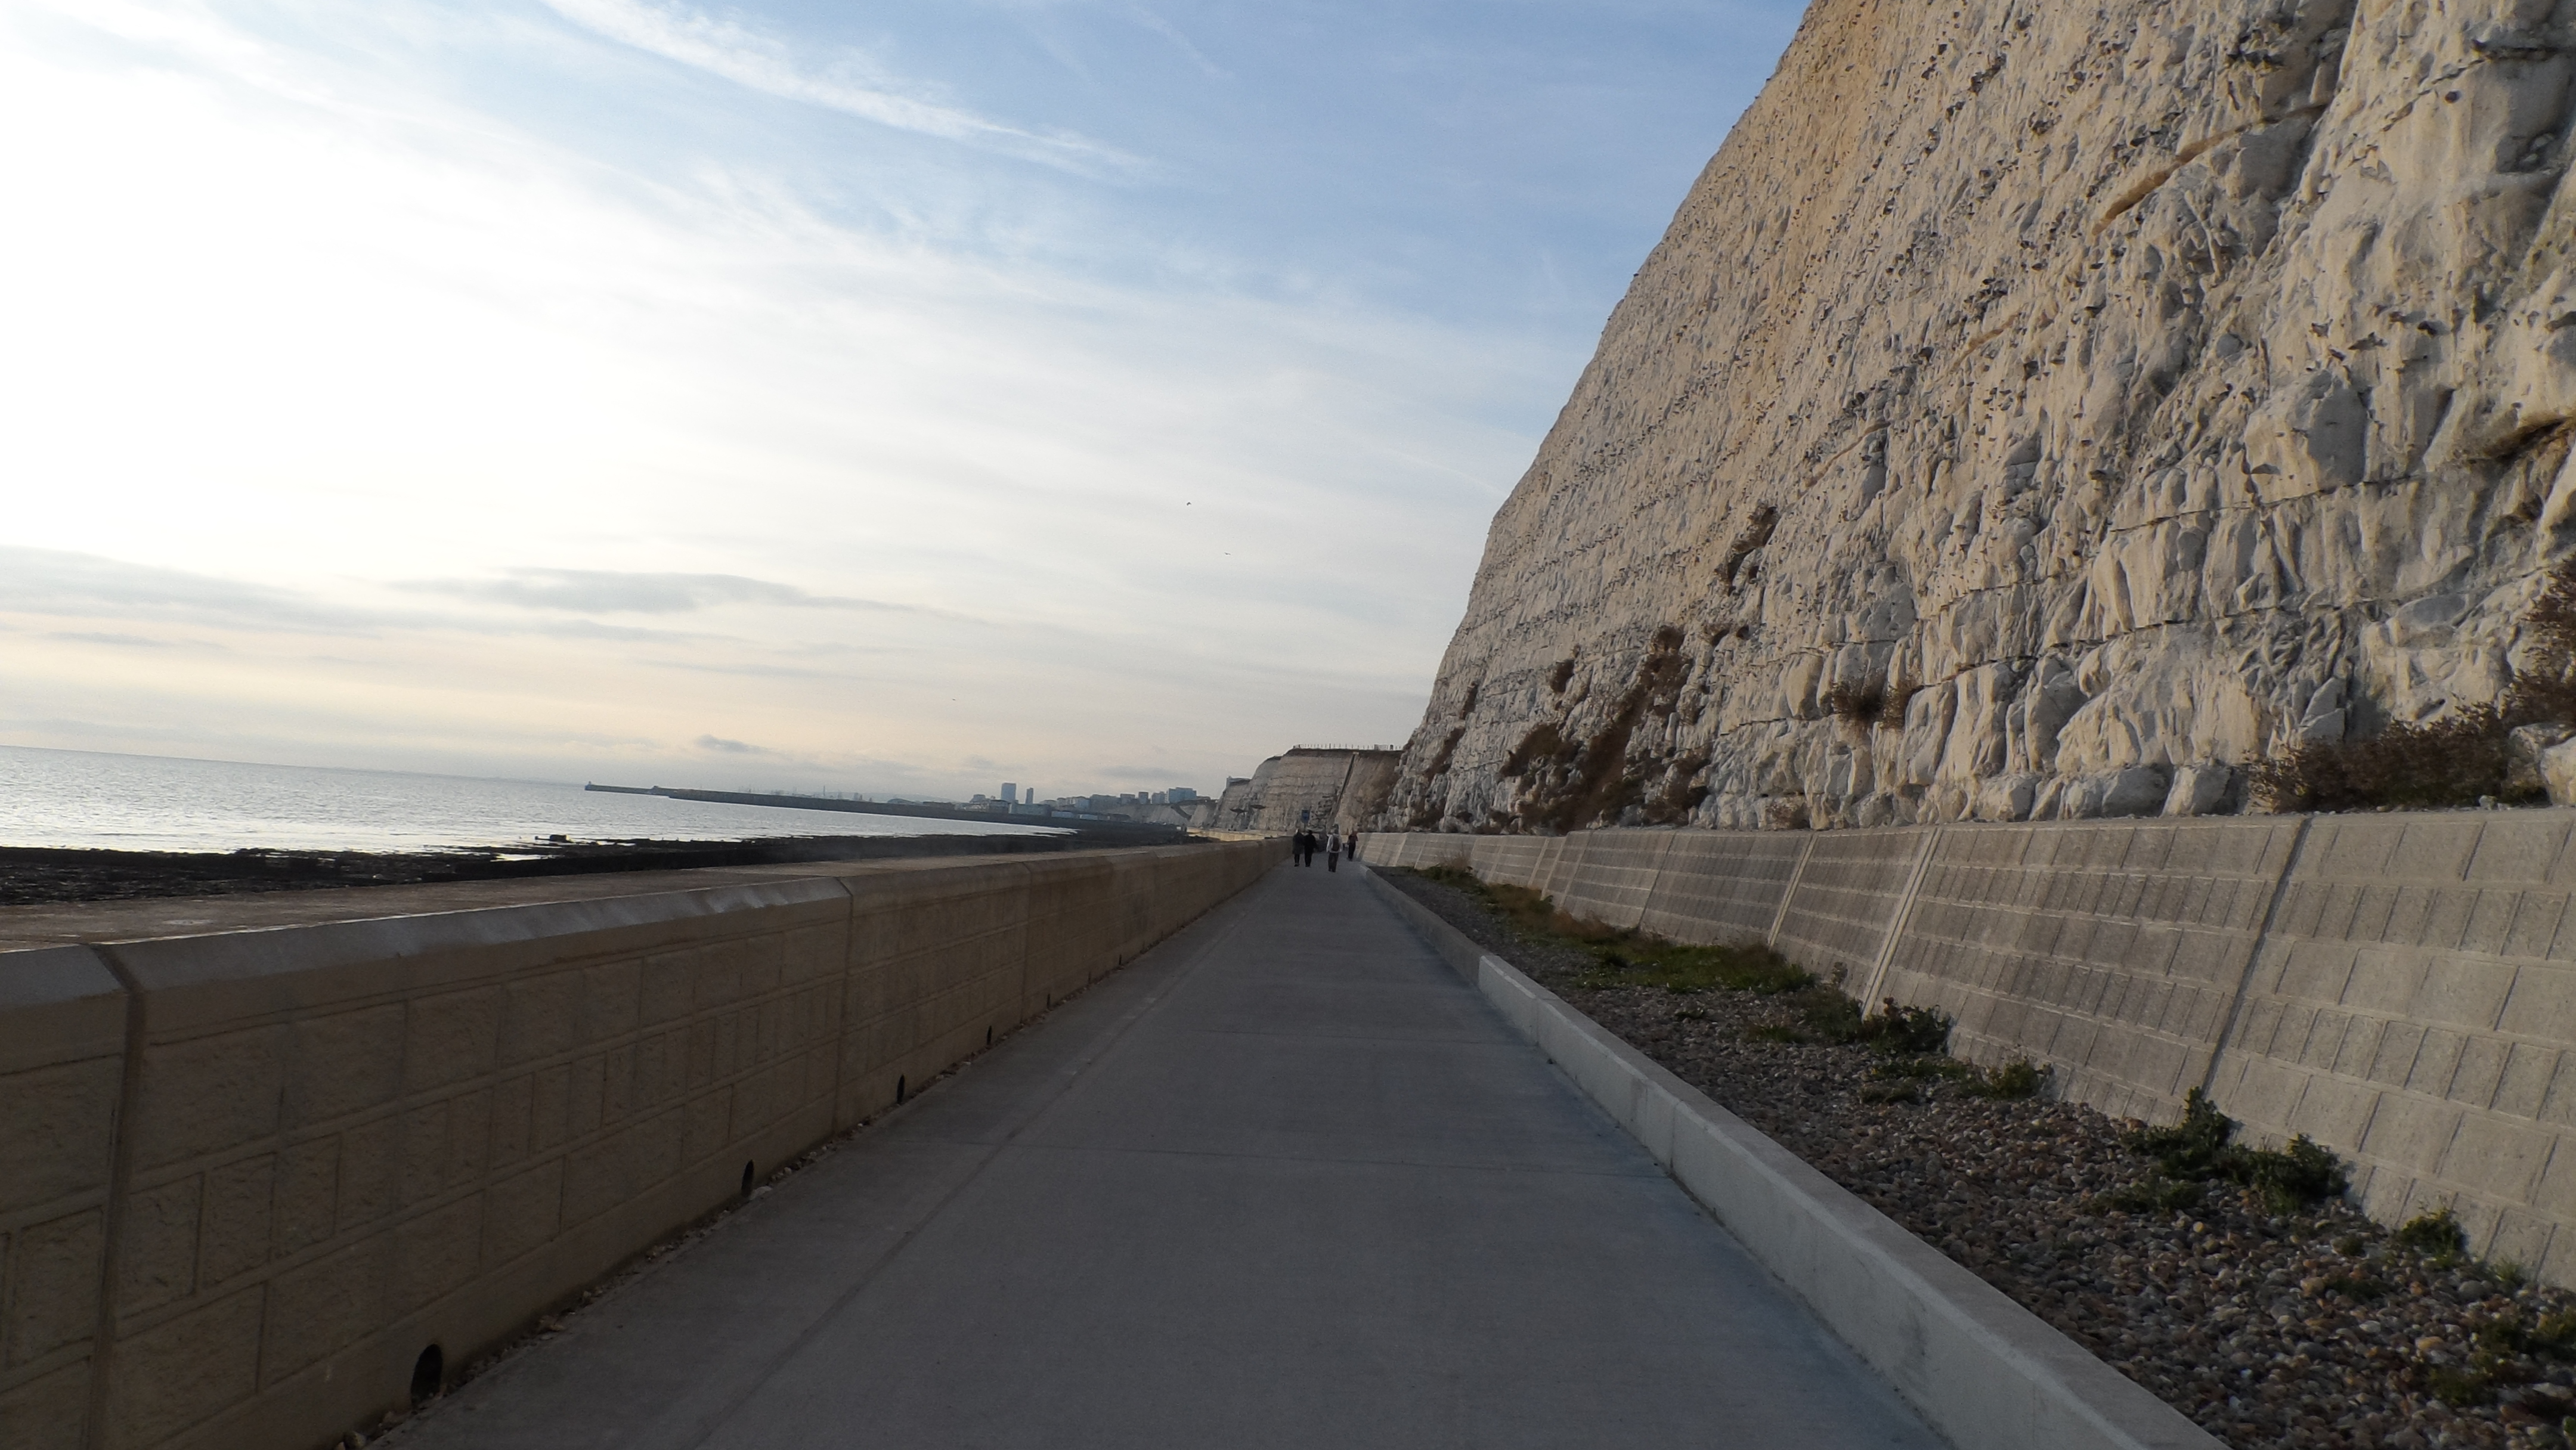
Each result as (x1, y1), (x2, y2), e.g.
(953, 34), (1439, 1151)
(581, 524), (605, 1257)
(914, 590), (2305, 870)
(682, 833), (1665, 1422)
(396, 863), (1939, 1449)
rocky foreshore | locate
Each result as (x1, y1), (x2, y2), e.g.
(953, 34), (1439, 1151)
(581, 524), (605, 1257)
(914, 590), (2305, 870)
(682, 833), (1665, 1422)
(0, 833), (1076, 907)
(1384, 867), (2576, 1450)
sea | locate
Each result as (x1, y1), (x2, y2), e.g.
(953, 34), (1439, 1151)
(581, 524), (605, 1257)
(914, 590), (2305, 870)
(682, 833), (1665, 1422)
(0, 745), (1044, 855)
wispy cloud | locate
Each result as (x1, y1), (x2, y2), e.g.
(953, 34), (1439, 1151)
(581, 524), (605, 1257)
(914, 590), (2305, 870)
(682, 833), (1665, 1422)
(402, 567), (921, 615)
(0, 547), (370, 634)
(538, 0), (1140, 173)
(693, 733), (774, 754)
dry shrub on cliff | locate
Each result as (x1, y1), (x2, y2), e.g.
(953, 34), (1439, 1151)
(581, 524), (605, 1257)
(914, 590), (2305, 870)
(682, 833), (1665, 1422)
(2247, 710), (2517, 813)
(1825, 680), (1917, 730)
(2251, 563), (2576, 811)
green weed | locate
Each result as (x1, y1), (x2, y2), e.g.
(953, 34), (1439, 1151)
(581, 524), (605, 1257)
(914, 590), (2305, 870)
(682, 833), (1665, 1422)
(2123, 1089), (2349, 1213)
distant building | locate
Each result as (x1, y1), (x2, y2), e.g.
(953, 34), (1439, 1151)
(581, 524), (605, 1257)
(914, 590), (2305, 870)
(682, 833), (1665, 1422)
(1000, 782), (1017, 804)
(1168, 786), (1198, 802)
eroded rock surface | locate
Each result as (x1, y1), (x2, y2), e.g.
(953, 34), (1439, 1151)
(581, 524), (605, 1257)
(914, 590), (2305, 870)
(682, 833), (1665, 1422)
(1389, 0), (2576, 831)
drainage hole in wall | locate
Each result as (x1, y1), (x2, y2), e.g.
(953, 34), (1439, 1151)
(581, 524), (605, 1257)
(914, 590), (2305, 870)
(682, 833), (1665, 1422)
(741, 1161), (756, 1198)
(410, 1343), (444, 1405)
(986, 1025), (994, 1046)
(895, 1074), (906, 1104)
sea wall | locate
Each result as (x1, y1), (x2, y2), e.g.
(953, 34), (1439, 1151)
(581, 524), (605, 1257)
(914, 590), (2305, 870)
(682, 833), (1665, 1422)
(0, 842), (1279, 1450)
(1368, 810), (2576, 1281)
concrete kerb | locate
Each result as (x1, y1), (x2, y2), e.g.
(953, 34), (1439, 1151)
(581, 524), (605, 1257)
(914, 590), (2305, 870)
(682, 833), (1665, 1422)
(1364, 867), (2220, 1450)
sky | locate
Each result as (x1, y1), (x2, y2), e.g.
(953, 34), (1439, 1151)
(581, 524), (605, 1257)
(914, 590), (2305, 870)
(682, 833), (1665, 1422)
(0, 0), (1801, 801)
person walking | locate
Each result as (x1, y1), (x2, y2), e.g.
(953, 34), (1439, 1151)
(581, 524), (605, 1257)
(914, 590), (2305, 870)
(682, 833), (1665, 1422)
(1348, 831), (1363, 863)
(1292, 829), (1312, 867)
(1326, 829), (1341, 873)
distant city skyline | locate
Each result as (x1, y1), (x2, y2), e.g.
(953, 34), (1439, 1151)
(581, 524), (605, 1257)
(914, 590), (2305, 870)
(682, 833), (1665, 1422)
(0, 0), (1803, 800)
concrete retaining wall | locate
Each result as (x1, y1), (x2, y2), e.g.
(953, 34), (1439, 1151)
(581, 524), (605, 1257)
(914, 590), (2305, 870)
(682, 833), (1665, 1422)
(1367, 813), (2576, 1282)
(0, 842), (1278, 1450)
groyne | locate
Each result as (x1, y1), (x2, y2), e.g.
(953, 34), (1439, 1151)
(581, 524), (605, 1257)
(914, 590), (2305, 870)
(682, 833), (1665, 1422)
(1367, 811), (2576, 1282)
(0, 841), (1278, 1450)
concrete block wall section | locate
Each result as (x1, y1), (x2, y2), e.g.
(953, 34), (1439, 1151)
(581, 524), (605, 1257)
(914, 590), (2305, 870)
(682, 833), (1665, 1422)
(1770, 829), (1933, 994)
(1368, 812), (2576, 1278)
(1882, 820), (2303, 1126)
(2209, 813), (2576, 1281)
(0, 841), (1279, 1450)
(0, 949), (127, 1450)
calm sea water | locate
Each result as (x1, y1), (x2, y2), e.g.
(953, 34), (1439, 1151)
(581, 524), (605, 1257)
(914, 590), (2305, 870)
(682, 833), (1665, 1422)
(0, 746), (1045, 854)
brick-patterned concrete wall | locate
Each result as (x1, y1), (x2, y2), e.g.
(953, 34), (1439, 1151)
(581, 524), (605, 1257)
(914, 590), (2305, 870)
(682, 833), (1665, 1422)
(1771, 830), (1933, 990)
(0, 950), (126, 1450)
(1878, 820), (2303, 1126)
(0, 842), (1277, 1450)
(1543, 833), (1675, 930)
(1637, 831), (1807, 944)
(1463, 836), (1556, 891)
(2208, 813), (2576, 1279)
(1364, 813), (2576, 1281)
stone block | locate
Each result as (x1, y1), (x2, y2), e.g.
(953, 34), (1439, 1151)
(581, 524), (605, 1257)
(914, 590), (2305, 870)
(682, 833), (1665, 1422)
(2408, 1031), (2469, 1098)
(282, 1004), (404, 1129)
(580, 959), (642, 1042)
(2510, 895), (2571, 962)
(2332, 1017), (2385, 1079)
(2438, 1115), (2555, 1201)
(2506, 964), (2576, 1042)
(2450, 1037), (2512, 1110)
(2276, 938), (2358, 1004)
(2314, 819), (2399, 879)
(270, 1137), (338, 1257)
(2287, 1076), (2378, 1147)
(2496, 1045), (2559, 1120)
(2469, 817), (2572, 885)
(2345, 885), (2398, 945)
(2490, 1208), (2560, 1278)
(106, 1287), (264, 1449)
(114, 1175), (203, 1321)
(336, 1115), (401, 1231)
(260, 1235), (391, 1381)
(0, 1358), (89, 1450)
(399, 1100), (451, 1207)
(2369, 1021), (2428, 1086)
(2466, 891), (2525, 958)
(2339, 949), (2422, 1017)
(2389, 818), (2486, 883)
(2529, 1144), (2576, 1222)
(5, 1209), (101, 1366)
(2299, 1011), (2352, 1071)
(198, 1153), (275, 1290)
(394, 1195), (482, 1314)
(2423, 889), (2480, 953)
(2413, 957), (2517, 1032)
(482, 1160), (564, 1268)
(402, 986), (503, 1093)
(133, 1027), (286, 1173)
(2360, 1094), (2464, 1170)
(2384, 887), (2435, 948)
(499, 970), (583, 1065)
(0, 1058), (120, 1216)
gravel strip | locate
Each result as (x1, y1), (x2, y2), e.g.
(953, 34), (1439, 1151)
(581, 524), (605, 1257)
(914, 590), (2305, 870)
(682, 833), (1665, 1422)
(1382, 867), (2576, 1450)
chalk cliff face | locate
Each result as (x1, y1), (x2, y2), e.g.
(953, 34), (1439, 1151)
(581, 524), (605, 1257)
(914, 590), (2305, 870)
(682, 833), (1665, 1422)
(1388, 0), (2576, 832)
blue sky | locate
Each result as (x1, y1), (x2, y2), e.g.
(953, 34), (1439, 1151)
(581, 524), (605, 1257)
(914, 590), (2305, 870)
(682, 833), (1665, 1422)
(0, 0), (1800, 798)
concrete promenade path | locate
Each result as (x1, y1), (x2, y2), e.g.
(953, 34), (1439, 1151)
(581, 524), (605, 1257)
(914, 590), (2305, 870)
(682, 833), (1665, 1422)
(398, 864), (1940, 1449)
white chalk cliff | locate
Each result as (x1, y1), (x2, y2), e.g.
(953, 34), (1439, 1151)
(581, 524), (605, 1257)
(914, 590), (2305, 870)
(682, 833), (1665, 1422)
(1388, 0), (2576, 832)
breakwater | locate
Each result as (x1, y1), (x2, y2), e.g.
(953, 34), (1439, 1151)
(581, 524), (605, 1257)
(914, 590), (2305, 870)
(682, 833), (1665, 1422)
(1368, 811), (2576, 1283)
(0, 841), (1278, 1450)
